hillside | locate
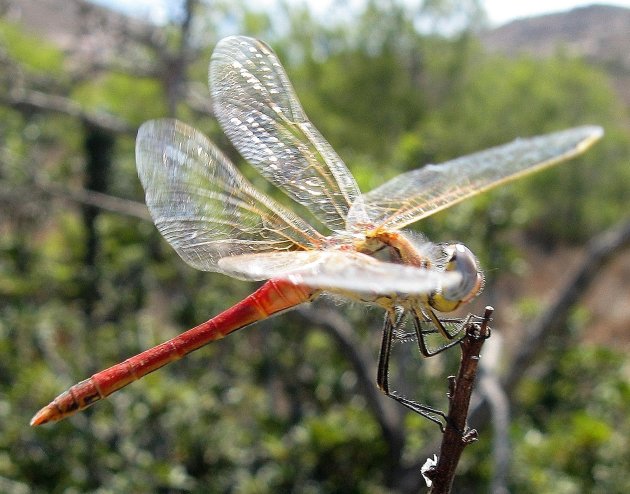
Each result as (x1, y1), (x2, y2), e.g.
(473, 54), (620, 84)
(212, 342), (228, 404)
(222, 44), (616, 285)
(2, 0), (154, 66)
(481, 4), (630, 105)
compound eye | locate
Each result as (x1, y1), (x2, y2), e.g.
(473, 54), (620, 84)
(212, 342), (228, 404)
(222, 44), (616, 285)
(442, 244), (483, 303)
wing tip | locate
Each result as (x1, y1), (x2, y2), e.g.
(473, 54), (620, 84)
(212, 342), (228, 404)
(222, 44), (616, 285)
(575, 125), (604, 151)
(214, 35), (263, 56)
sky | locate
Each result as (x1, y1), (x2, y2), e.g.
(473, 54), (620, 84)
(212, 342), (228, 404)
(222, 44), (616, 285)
(91, 0), (630, 26)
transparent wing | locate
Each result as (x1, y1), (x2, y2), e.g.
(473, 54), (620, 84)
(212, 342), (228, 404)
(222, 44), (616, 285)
(136, 119), (324, 273)
(218, 250), (461, 295)
(210, 36), (369, 232)
(359, 126), (603, 231)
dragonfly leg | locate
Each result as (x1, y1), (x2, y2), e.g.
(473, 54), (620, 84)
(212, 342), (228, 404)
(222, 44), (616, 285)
(377, 308), (449, 432)
(413, 309), (471, 357)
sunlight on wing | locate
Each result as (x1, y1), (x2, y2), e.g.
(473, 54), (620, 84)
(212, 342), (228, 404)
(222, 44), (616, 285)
(218, 250), (462, 295)
(357, 126), (603, 231)
(210, 36), (369, 232)
(136, 119), (323, 273)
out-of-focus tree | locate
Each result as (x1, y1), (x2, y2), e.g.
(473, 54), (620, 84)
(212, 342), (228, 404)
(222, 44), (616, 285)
(1, 0), (629, 492)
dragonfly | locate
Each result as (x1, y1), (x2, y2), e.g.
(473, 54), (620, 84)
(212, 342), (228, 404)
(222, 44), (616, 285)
(31, 36), (602, 429)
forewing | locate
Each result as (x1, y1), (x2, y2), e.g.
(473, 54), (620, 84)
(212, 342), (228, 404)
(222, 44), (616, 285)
(361, 126), (603, 231)
(210, 36), (369, 232)
(136, 119), (323, 273)
(218, 250), (461, 295)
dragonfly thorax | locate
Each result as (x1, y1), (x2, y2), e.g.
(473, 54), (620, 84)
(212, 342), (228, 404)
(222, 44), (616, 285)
(351, 232), (483, 313)
(359, 230), (437, 268)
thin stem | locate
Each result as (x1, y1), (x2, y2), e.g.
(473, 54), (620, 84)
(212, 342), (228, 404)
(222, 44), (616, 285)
(424, 306), (493, 493)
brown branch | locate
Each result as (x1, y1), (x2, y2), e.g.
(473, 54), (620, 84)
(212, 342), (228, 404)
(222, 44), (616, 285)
(503, 218), (630, 393)
(2, 88), (134, 135)
(424, 307), (493, 493)
(34, 180), (151, 221)
(68, 59), (160, 82)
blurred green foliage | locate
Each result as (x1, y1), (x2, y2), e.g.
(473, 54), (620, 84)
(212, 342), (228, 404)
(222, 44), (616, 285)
(1, 1), (629, 493)
(0, 20), (65, 76)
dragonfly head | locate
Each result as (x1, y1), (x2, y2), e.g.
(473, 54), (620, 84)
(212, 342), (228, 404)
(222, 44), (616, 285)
(430, 243), (484, 312)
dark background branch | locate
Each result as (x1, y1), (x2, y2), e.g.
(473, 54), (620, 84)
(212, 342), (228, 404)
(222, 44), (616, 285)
(2, 88), (133, 135)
